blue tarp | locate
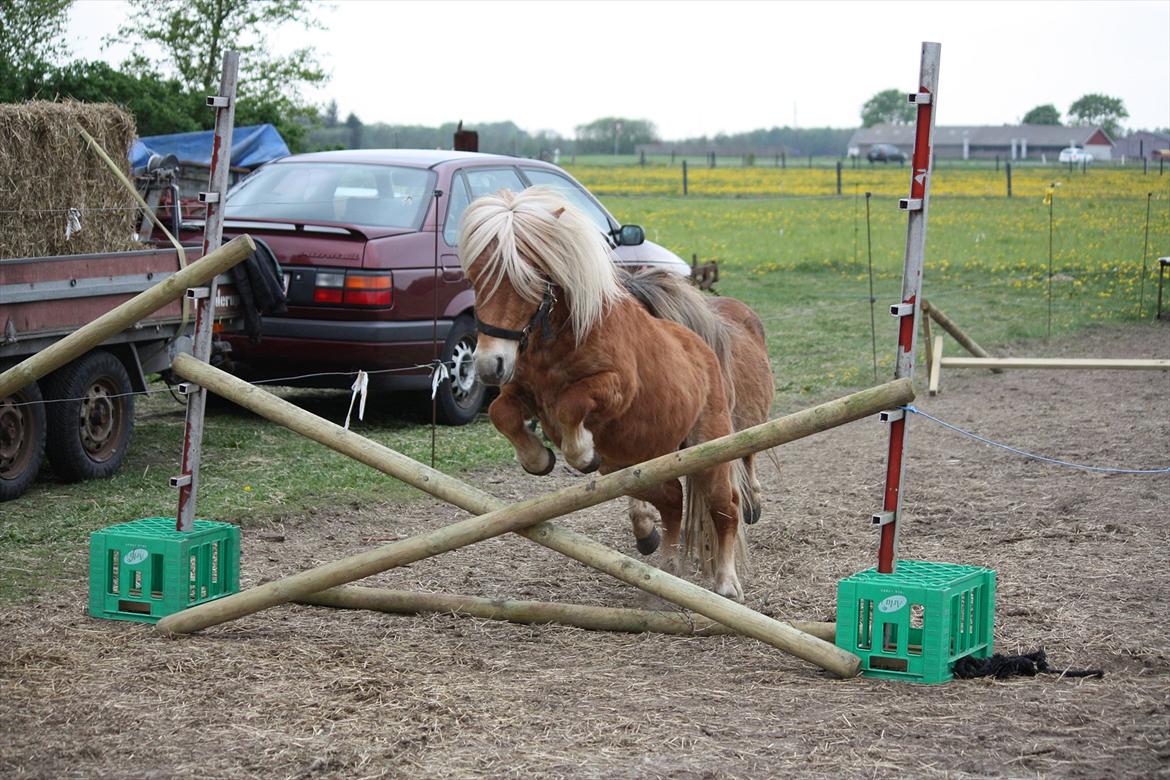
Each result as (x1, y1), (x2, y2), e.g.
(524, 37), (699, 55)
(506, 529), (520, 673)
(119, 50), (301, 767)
(129, 124), (290, 171)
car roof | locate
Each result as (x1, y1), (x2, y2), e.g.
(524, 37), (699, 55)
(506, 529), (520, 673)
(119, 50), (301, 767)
(273, 148), (533, 169)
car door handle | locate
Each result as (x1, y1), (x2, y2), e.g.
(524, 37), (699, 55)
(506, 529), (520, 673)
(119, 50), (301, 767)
(442, 268), (463, 282)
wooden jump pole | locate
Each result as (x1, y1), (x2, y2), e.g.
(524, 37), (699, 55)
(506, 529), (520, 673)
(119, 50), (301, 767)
(920, 299), (1002, 374)
(0, 235), (256, 399)
(160, 355), (913, 676)
(299, 585), (838, 642)
(940, 357), (1170, 371)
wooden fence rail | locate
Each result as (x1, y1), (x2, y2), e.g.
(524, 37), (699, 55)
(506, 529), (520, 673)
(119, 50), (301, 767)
(158, 354), (914, 677)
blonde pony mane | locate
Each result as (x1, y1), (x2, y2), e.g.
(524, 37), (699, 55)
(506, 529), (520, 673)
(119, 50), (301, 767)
(458, 186), (627, 341)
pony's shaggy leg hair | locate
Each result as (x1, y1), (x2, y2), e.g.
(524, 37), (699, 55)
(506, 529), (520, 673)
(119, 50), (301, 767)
(741, 453), (763, 525)
(488, 388), (555, 476)
(554, 372), (623, 474)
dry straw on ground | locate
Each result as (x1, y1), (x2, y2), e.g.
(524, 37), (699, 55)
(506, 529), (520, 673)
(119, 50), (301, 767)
(0, 101), (139, 260)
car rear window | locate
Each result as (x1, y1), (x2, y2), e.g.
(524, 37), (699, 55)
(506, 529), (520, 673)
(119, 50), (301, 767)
(226, 162), (435, 228)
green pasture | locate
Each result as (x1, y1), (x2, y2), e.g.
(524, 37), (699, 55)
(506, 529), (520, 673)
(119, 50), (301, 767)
(3, 180), (1167, 600)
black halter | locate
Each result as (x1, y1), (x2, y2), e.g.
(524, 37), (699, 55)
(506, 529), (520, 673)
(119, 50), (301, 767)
(475, 283), (558, 353)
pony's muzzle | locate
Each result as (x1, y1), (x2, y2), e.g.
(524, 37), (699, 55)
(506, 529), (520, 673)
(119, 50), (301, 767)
(473, 337), (518, 386)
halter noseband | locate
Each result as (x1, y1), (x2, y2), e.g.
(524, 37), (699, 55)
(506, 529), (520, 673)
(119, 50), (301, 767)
(475, 283), (558, 353)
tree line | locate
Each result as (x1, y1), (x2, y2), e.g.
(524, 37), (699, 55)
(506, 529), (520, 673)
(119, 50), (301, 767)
(860, 88), (1135, 138)
(1, 1), (1150, 159)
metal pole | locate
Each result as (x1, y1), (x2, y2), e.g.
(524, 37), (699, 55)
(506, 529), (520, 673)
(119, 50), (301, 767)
(865, 192), (878, 383)
(876, 42), (940, 574)
(1138, 192), (1152, 318)
(1053, 185), (1062, 341)
(175, 50), (239, 532)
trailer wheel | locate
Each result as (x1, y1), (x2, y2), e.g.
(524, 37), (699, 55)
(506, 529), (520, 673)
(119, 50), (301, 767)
(0, 375), (47, 501)
(44, 351), (135, 483)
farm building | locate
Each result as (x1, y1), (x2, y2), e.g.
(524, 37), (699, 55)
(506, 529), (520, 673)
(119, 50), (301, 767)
(1113, 130), (1170, 160)
(848, 124), (1115, 161)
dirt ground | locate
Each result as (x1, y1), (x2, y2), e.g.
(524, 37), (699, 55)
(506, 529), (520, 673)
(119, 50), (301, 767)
(2, 323), (1168, 779)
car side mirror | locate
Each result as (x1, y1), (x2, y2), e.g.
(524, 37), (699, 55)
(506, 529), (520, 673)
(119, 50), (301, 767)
(616, 224), (645, 246)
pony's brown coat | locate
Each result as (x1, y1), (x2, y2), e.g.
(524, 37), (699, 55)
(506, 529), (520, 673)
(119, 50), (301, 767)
(461, 188), (774, 599)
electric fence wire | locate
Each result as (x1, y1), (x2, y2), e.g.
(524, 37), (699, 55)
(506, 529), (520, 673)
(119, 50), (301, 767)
(903, 404), (1170, 475)
(2, 360), (458, 409)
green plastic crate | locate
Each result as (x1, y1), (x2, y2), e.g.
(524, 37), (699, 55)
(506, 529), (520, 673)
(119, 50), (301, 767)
(88, 517), (240, 623)
(836, 560), (996, 684)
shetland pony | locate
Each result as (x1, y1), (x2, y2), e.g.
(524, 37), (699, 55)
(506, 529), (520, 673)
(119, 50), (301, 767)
(458, 187), (773, 600)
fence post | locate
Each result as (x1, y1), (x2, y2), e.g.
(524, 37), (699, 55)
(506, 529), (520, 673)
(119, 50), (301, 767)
(1005, 161), (1012, 198)
(808, 154), (813, 168)
(682, 159), (688, 195)
(1144, 157), (1149, 175)
(639, 150), (645, 167)
(781, 151), (786, 169)
(995, 154), (999, 172)
(836, 160), (842, 195)
(670, 150), (675, 165)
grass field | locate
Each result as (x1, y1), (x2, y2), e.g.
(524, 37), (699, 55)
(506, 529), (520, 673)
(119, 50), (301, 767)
(3, 168), (1167, 599)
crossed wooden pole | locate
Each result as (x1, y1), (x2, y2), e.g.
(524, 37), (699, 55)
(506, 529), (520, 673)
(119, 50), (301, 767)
(1, 233), (915, 679)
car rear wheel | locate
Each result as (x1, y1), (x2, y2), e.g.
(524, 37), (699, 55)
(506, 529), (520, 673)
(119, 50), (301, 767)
(435, 314), (486, 426)
(43, 351), (135, 482)
(0, 373), (47, 501)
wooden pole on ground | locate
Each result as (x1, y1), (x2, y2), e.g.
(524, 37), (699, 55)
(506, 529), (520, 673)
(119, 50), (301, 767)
(920, 299), (1002, 374)
(299, 585), (838, 642)
(0, 235), (255, 398)
(160, 355), (913, 676)
(940, 357), (1170, 371)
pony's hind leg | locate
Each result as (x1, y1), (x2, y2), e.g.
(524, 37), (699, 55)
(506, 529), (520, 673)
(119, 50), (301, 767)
(628, 499), (660, 555)
(690, 462), (745, 601)
(488, 387), (555, 476)
(623, 478), (684, 567)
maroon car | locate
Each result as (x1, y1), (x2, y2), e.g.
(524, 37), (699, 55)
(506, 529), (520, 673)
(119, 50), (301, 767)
(208, 150), (690, 424)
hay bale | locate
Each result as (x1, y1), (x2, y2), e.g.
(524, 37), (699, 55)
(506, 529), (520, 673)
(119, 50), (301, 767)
(0, 101), (140, 259)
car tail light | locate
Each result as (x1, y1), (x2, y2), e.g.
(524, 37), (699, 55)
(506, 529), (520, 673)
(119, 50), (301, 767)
(311, 270), (393, 306)
(343, 272), (393, 306)
(312, 272), (345, 304)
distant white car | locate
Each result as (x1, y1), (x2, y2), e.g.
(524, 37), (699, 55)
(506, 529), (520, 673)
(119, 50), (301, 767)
(1059, 147), (1093, 164)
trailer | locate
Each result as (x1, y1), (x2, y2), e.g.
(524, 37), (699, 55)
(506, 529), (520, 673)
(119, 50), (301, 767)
(0, 244), (241, 500)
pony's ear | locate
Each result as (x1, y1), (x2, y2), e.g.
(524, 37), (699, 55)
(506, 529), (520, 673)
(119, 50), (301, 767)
(551, 207), (565, 219)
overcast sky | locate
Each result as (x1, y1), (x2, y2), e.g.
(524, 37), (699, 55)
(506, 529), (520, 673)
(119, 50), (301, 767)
(66, 0), (1170, 138)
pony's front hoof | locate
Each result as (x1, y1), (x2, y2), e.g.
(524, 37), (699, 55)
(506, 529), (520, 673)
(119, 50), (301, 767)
(523, 447), (556, 476)
(635, 527), (660, 556)
(579, 452), (603, 473)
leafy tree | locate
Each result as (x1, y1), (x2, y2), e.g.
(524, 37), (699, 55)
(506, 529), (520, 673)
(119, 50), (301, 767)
(574, 117), (658, 155)
(108, 0), (329, 150)
(860, 89), (915, 128)
(36, 61), (205, 136)
(1022, 104), (1061, 125)
(344, 112), (363, 149)
(321, 99), (339, 128)
(1067, 94), (1128, 136)
(0, 0), (73, 100)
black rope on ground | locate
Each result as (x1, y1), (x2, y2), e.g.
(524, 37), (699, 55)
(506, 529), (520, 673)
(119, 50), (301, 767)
(953, 648), (1104, 680)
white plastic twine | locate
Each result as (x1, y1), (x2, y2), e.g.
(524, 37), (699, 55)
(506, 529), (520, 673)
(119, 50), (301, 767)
(65, 207), (82, 240)
(344, 370), (369, 429)
(430, 362), (450, 400)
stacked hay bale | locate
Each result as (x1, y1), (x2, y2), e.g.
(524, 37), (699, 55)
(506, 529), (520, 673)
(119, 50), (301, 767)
(0, 101), (140, 259)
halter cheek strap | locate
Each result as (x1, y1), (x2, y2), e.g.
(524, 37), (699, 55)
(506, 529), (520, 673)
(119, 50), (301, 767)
(475, 283), (558, 353)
